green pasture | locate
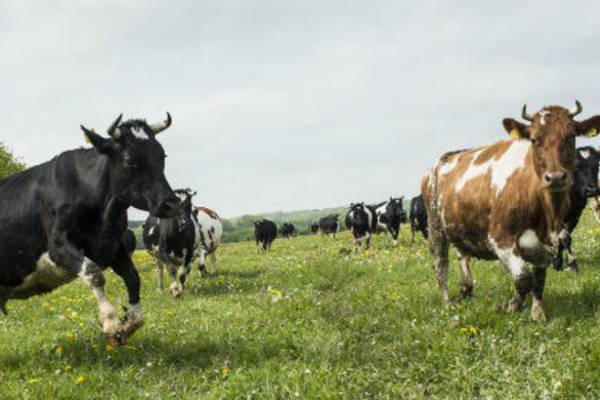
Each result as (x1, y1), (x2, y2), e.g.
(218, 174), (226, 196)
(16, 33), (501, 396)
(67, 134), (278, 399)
(2, 211), (600, 399)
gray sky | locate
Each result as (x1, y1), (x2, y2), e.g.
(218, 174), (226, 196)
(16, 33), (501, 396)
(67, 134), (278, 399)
(2, 0), (600, 219)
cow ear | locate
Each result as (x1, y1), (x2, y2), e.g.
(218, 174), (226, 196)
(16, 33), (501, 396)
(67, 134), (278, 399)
(502, 118), (530, 140)
(81, 126), (118, 156)
(575, 116), (600, 138)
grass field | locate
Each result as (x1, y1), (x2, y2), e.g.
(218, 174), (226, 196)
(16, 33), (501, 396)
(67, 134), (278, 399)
(2, 211), (600, 399)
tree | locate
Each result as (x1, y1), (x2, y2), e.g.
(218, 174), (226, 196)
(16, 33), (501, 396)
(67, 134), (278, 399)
(0, 143), (25, 179)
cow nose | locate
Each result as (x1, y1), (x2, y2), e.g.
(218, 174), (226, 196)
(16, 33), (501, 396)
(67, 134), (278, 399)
(544, 171), (568, 186)
(157, 195), (180, 218)
(585, 187), (600, 197)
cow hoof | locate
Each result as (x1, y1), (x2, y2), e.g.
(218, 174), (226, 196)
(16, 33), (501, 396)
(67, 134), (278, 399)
(460, 284), (473, 299)
(566, 261), (579, 272)
(531, 309), (547, 323)
(105, 331), (127, 347)
(501, 300), (523, 313)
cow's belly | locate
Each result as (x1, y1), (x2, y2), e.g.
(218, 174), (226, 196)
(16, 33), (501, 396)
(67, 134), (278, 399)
(0, 252), (76, 300)
(453, 240), (497, 260)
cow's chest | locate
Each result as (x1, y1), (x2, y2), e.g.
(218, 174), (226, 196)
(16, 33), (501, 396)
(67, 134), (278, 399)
(0, 252), (76, 300)
(517, 229), (554, 263)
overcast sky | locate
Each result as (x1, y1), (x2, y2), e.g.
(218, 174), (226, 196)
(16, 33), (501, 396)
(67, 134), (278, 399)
(2, 0), (600, 219)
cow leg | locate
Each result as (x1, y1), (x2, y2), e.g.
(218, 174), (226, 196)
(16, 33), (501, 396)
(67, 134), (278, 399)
(531, 264), (548, 322)
(198, 249), (208, 277)
(562, 231), (578, 271)
(155, 259), (165, 291)
(496, 247), (532, 313)
(48, 230), (124, 346)
(164, 262), (183, 298)
(591, 196), (600, 225)
(178, 251), (194, 290)
(411, 227), (415, 243)
(210, 251), (217, 274)
(110, 244), (144, 338)
(0, 300), (7, 316)
(456, 251), (473, 299)
(365, 232), (371, 250)
(426, 194), (450, 306)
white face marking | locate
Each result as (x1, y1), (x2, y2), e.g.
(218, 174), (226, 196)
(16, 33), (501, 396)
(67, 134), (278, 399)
(131, 126), (149, 140)
(175, 192), (188, 201)
(579, 149), (591, 159)
(539, 110), (551, 126)
(455, 140), (530, 195)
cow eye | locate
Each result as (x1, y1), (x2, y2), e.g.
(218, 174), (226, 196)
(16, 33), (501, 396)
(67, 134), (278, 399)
(125, 158), (138, 168)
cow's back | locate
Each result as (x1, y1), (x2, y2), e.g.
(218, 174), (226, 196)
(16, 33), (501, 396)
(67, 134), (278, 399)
(196, 208), (223, 253)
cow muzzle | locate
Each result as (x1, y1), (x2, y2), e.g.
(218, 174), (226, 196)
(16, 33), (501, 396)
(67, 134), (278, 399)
(584, 186), (600, 198)
(153, 195), (181, 218)
(543, 171), (570, 192)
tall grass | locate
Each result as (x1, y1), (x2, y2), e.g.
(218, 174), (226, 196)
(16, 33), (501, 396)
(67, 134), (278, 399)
(2, 210), (600, 399)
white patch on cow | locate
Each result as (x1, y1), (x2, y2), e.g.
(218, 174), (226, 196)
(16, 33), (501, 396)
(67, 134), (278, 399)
(148, 226), (155, 236)
(518, 229), (540, 250)
(175, 192), (188, 201)
(488, 238), (528, 278)
(438, 155), (459, 176)
(77, 258), (120, 332)
(455, 140), (530, 195)
(366, 208), (374, 228)
(130, 126), (149, 140)
(196, 209), (223, 254)
(539, 109), (551, 125)
(8, 252), (75, 299)
(579, 149), (591, 159)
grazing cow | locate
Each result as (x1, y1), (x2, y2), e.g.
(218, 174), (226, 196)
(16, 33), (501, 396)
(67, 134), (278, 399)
(410, 195), (428, 242)
(553, 147), (600, 271)
(195, 206), (223, 276)
(319, 214), (340, 239)
(422, 101), (600, 322)
(309, 221), (319, 235)
(143, 189), (198, 298)
(279, 222), (296, 238)
(0, 113), (179, 346)
(123, 229), (137, 257)
(373, 197), (407, 245)
(345, 203), (378, 253)
(254, 219), (277, 251)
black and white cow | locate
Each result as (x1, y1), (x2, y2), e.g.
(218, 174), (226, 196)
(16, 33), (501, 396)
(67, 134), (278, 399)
(123, 229), (137, 257)
(143, 188), (198, 297)
(254, 219), (277, 251)
(553, 147), (600, 271)
(318, 214), (340, 239)
(279, 222), (296, 238)
(345, 203), (378, 253)
(373, 197), (407, 245)
(0, 113), (179, 347)
(309, 221), (319, 235)
(409, 195), (428, 242)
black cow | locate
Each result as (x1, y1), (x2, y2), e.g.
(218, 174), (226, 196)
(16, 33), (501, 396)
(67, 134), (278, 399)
(123, 229), (137, 257)
(553, 147), (600, 271)
(373, 197), (407, 245)
(279, 222), (296, 238)
(319, 214), (340, 239)
(345, 203), (378, 253)
(254, 219), (277, 251)
(410, 195), (428, 242)
(0, 113), (179, 347)
(143, 188), (198, 297)
(309, 221), (319, 235)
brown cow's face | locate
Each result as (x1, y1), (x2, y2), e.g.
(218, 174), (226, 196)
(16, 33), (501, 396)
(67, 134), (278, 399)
(503, 103), (600, 193)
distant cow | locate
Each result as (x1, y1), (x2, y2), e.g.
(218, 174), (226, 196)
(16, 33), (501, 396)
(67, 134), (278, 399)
(373, 197), (407, 245)
(345, 203), (378, 253)
(123, 229), (137, 257)
(195, 206), (223, 276)
(422, 101), (600, 322)
(143, 189), (198, 298)
(309, 221), (319, 235)
(0, 113), (179, 347)
(319, 214), (340, 239)
(553, 147), (600, 271)
(409, 195), (428, 242)
(254, 219), (277, 251)
(279, 222), (296, 238)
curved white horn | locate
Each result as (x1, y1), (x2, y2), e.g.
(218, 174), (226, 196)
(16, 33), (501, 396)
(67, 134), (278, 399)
(149, 112), (172, 135)
(107, 114), (123, 139)
(521, 104), (534, 122)
(569, 100), (582, 117)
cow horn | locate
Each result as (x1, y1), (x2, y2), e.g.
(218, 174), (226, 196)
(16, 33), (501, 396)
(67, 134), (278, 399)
(521, 104), (534, 122)
(149, 112), (172, 135)
(569, 100), (582, 117)
(107, 114), (123, 139)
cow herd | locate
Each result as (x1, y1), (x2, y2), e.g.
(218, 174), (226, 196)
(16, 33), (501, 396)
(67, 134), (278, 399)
(2, 101), (600, 347)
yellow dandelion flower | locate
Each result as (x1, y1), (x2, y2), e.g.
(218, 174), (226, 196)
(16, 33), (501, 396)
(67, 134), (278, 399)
(71, 312), (78, 318)
(166, 311), (174, 316)
(106, 345), (114, 351)
(460, 328), (468, 332)
(28, 379), (40, 384)
(470, 326), (478, 334)
(251, 325), (258, 330)
(222, 368), (231, 375)
(55, 347), (63, 354)
(64, 366), (72, 371)
(76, 376), (84, 383)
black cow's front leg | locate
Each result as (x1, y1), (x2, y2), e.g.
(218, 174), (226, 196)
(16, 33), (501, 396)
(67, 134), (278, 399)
(49, 229), (124, 346)
(111, 244), (144, 338)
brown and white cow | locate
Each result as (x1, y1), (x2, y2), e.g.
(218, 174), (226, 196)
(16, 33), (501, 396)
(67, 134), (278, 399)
(422, 101), (600, 322)
(195, 206), (223, 276)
